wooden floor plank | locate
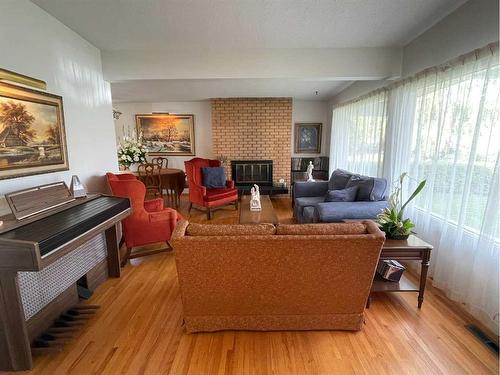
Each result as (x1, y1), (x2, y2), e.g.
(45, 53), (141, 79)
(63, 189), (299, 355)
(4, 195), (498, 375)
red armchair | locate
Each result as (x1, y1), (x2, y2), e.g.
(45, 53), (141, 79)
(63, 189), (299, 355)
(106, 172), (182, 266)
(184, 158), (238, 219)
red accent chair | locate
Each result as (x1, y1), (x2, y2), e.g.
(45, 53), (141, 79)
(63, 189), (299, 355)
(106, 172), (182, 266)
(184, 158), (238, 219)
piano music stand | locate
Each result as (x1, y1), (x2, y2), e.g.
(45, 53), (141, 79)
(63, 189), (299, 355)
(5, 182), (75, 220)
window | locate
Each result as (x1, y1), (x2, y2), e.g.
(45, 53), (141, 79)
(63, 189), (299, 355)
(409, 54), (500, 236)
(330, 91), (388, 176)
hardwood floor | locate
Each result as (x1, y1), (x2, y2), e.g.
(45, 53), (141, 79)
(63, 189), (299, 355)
(7, 196), (498, 375)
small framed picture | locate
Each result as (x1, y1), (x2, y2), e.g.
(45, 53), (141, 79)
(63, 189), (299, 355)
(294, 123), (322, 154)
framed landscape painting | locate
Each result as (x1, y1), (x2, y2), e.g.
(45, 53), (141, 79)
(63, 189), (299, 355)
(0, 82), (69, 180)
(136, 113), (195, 156)
(294, 123), (322, 154)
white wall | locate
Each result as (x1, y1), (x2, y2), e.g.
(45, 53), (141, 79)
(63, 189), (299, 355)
(331, 0), (499, 105)
(402, 0), (499, 77)
(113, 102), (153, 141)
(0, 1), (117, 211)
(291, 100), (329, 157)
(113, 101), (212, 170)
(114, 99), (329, 167)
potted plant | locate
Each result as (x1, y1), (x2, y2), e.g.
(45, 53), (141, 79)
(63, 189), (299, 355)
(117, 132), (147, 171)
(377, 173), (426, 240)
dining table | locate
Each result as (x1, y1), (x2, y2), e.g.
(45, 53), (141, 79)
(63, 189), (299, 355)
(121, 167), (186, 208)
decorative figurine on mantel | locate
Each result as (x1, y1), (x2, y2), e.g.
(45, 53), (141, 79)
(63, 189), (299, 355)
(250, 184), (262, 211)
(306, 161), (315, 182)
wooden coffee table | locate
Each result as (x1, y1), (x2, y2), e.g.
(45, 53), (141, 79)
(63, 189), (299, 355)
(239, 195), (278, 224)
(371, 235), (433, 308)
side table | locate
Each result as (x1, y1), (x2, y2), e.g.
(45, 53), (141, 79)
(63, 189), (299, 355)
(371, 235), (433, 308)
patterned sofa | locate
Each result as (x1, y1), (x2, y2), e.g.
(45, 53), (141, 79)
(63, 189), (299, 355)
(171, 220), (385, 333)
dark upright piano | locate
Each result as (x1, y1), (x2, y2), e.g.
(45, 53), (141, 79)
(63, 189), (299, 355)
(0, 183), (131, 371)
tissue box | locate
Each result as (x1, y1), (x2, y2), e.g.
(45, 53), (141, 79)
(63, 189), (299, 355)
(377, 260), (405, 282)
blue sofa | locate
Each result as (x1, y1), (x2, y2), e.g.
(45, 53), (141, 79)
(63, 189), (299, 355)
(293, 169), (388, 223)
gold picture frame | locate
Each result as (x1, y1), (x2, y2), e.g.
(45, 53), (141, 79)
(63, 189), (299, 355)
(0, 82), (69, 180)
(136, 113), (195, 156)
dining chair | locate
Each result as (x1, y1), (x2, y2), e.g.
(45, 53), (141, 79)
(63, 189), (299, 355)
(137, 163), (162, 198)
(152, 157), (168, 169)
(152, 157), (177, 203)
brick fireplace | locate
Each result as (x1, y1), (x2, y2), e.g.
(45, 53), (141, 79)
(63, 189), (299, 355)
(211, 98), (292, 185)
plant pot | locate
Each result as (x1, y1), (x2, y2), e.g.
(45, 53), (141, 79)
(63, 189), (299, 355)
(386, 233), (410, 240)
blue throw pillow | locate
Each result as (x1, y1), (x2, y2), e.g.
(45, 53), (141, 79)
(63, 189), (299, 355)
(371, 177), (387, 201)
(324, 186), (358, 202)
(202, 167), (227, 189)
(346, 175), (387, 201)
(328, 169), (355, 190)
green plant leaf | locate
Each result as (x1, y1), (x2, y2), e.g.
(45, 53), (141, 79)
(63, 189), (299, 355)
(401, 179), (426, 212)
(380, 173), (426, 236)
(389, 209), (398, 221)
(402, 219), (415, 230)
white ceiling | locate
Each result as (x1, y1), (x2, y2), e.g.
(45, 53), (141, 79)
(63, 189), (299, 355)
(31, 0), (466, 102)
(32, 0), (465, 50)
(111, 79), (352, 102)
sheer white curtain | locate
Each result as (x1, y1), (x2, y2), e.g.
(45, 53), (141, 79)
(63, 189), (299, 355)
(381, 83), (417, 185)
(385, 45), (500, 333)
(330, 43), (500, 332)
(330, 91), (388, 176)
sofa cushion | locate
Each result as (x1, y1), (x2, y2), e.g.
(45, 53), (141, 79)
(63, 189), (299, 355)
(203, 187), (237, 202)
(324, 186), (358, 202)
(276, 222), (367, 235)
(328, 169), (355, 190)
(186, 223), (276, 236)
(371, 177), (388, 201)
(202, 167), (226, 188)
(346, 175), (387, 201)
(316, 201), (388, 222)
(293, 180), (329, 198)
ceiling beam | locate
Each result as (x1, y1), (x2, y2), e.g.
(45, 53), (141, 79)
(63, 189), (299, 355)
(102, 47), (403, 82)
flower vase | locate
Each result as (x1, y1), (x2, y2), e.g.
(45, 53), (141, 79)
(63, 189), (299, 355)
(129, 163), (140, 172)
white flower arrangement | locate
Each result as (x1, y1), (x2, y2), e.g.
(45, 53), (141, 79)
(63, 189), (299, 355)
(117, 130), (147, 168)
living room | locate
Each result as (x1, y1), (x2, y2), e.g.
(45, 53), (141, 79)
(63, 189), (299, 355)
(0, 0), (498, 374)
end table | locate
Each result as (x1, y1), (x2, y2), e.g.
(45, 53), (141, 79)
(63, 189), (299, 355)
(371, 235), (433, 308)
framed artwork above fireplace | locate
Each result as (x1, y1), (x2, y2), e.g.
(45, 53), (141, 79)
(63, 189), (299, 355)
(294, 122), (322, 154)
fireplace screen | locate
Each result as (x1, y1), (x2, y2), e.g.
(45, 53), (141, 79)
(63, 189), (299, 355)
(231, 160), (273, 186)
